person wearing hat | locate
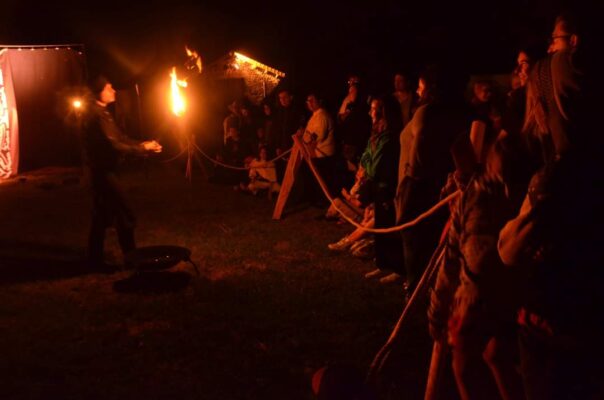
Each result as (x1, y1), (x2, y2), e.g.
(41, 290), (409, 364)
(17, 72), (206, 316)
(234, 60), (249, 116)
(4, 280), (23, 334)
(82, 76), (162, 269)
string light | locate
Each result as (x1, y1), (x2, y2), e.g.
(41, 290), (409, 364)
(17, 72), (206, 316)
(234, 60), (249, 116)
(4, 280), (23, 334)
(232, 52), (285, 78)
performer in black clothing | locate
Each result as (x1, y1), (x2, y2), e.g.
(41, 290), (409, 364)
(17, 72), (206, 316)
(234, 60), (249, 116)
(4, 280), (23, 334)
(82, 76), (162, 268)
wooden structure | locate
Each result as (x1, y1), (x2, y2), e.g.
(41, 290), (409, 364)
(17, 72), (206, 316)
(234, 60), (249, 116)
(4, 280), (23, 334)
(272, 135), (308, 220)
(202, 51), (285, 106)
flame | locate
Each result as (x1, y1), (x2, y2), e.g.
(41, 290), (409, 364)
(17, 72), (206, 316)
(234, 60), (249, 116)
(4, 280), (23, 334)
(170, 67), (187, 117)
(185, 46), (203, 74)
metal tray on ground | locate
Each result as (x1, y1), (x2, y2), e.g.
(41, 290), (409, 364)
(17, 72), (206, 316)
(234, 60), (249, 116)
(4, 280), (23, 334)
(124, 246), (195, 272)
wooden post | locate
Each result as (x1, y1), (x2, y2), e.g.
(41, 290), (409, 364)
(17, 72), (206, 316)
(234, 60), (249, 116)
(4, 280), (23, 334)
(272, 136), (305, 220)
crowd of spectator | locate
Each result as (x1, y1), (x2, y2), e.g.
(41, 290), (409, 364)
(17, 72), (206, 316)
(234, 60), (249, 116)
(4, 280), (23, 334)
(209, 12), (603, 399)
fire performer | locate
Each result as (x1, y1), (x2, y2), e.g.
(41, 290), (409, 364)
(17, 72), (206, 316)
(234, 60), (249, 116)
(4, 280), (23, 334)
(82, 76), (162, 269)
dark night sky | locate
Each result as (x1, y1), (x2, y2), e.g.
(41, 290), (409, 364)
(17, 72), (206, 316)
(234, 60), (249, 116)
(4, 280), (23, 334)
(0, 0), (596, 99)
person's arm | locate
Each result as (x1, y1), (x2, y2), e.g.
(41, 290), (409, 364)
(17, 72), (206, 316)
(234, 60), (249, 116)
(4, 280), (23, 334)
(100, 117), (161, 155)
(406, 107), (428, 179)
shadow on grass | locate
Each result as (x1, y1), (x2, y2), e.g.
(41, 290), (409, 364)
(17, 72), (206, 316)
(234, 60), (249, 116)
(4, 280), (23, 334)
(112, 271), (191, 294)
(0, 241), (92, 285)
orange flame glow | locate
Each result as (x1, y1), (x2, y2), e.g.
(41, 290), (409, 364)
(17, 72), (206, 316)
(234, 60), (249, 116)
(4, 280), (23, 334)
(170, 67), (187, 117)
(185, 46), (203, 74)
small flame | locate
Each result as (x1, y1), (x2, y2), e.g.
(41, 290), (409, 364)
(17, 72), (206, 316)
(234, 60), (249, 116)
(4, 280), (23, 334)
(170, 67), (187, 117)
(72, 99), (82, 109)
(185, 46), (203, 74)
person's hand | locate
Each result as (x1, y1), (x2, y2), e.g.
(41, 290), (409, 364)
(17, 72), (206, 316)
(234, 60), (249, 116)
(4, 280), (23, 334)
(142, 140), (162, 153)
(356, 167), (365, 180)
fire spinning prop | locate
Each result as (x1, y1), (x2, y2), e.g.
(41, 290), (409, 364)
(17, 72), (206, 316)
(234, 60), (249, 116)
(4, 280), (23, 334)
(168, 46), (203, 181)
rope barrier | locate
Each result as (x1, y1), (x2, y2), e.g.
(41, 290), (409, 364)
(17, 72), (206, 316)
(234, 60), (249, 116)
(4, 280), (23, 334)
(304, 153), (460, 233)
(164, 140), (293, 171)
(161, 147), (189, 163)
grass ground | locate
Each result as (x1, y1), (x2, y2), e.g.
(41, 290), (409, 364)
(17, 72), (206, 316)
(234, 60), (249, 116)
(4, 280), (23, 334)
(0, 163), (436, 399)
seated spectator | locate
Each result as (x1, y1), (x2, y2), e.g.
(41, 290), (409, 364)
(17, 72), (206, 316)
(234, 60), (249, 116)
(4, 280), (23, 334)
(328, 204), (375, 253)
(356, 96), (403, 284)
(243, 146), (281, 199)
(254, 126), (271, 158)
(324, 167), (365, 222)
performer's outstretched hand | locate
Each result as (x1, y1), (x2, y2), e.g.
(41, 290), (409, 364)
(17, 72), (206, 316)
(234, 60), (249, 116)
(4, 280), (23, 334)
(142, 140), (162, 153)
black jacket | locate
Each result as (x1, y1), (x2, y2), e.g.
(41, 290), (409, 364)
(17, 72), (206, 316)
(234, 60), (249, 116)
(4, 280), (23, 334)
(82, 103), (146, 173)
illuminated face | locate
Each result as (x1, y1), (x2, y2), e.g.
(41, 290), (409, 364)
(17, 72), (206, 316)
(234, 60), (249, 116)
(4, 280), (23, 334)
(515, 51), (530, 87)
(548, 21), (572, 54)
(306, 95), (320, 112)
(99, 83), (116, 105)
(278, 91), (292, 108)
(394, 74), (407, 92)
(369, 99), (381, 124)
(416, 78), (426, 100)
(473, 83), (492, 103)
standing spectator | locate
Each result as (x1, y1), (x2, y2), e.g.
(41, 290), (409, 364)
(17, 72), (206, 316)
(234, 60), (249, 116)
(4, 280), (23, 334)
(82, 76), (162, 269)
(261, 100), (275, 154)
(223, 99), (242, 144)
(396, 65), (470, 291)
(239, 102), (257, 150)
(499, 13), (604, 399)
(214, 127), (253, 186)
(392, 71), (416, 128)
(272, 89), (307, 156)
(272, 88), (307, 181)
(502, 45), (544, 176)
(429, 135), (527, 400)
(299, 92), (336, 207)
(337, 74), (371, 168)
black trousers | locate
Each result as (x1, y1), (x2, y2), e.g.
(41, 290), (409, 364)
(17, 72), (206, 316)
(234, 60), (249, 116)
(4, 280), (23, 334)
(374, 199), (404, 274)
(88, 171), (136, 262)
